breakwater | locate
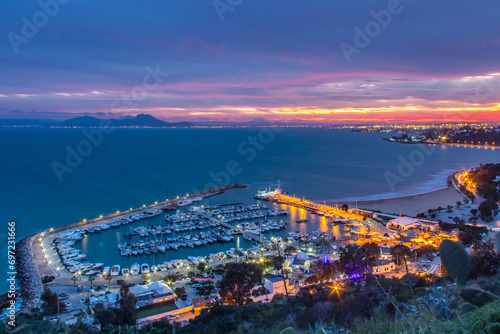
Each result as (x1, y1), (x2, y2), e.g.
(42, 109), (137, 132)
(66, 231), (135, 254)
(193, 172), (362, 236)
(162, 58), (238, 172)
(15, 234), (43, 311)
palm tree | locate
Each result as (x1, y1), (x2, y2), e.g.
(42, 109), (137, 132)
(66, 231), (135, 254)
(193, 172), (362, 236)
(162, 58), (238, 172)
(71, 275), (78, 286)
(456, 201), (462, 208)
(219, 253), (226, 264)
(105, 273), (113, 285)
(88, 276), (95, 286)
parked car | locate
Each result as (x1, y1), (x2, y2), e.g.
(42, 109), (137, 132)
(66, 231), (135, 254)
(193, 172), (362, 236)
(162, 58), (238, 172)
(180, 293), (188, 300)
(167, 314), (180, 320)
(58, 293), (69, 300)
(76, 285), (83, 291)
(64, 302), (72, 308)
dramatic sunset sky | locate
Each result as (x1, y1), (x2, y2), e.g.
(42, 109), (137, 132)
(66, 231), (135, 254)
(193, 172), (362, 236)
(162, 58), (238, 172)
(1, 0), (499, 123)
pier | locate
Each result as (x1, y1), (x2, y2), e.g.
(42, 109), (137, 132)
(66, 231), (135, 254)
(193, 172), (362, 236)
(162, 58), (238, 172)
(268, 193), (365, 221)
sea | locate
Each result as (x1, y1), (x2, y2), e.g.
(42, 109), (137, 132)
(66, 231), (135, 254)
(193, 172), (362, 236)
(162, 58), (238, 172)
(1, 127), (499, 293)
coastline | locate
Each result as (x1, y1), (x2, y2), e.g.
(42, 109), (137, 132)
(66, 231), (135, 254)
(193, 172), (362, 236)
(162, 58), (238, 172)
(346, 186), (468, 217)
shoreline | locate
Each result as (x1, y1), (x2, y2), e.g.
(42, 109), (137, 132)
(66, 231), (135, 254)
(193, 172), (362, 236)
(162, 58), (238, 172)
(349, 186), (468, 217)
(338, 186), (450, 204)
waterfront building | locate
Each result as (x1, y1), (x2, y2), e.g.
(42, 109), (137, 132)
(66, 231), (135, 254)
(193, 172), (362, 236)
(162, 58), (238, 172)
(387, 217), (420, 231)
(130, 281), (176, 309)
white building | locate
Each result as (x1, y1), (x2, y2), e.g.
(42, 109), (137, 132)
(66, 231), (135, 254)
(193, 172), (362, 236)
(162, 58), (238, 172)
(372, 260), (395, 274)
(387, 217), (420, 231)
(263, 275), (292, 295)
(129, 280), (176, 309)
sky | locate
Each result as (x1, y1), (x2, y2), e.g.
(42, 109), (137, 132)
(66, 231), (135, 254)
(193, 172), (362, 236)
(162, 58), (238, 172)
(1, 0), (500, 124)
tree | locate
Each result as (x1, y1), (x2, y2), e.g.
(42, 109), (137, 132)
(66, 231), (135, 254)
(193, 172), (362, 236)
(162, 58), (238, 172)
(313, 259), (336, 281)
(197, 261), (206, 274)
(94, 291), (138, 327)
(71, 275), (78, 286)
(93, 303), (117, 327)
(174, 287), (186, 297)
(268, 255), (285, 272)
(470, 208), (478, 216)
(218, 262), (263, 305)
(337, 244), (364, 276)
(358, 242), (380, 268)
(120, 281), (130, 297)
(284, 245), (297, 256)
(40, 288), (63, 315)
(105, 273), (113, 285)
(88, 275), (95, 286)
(478, 200), (499, 221)
(391, 245), (411, 266)
(304, 275), (319, 285)
(341, 204), (349, 211)
(117, 293), (138, 325)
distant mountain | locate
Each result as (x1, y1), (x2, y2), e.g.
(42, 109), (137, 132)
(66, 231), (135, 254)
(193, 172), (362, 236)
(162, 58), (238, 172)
(60, 116), (102, 127)
(45, 114), (192, 128)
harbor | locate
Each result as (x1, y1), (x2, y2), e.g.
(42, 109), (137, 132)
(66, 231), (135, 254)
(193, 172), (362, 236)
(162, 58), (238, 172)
(17, 181), (361, 308)
(15, 179), (475, 312)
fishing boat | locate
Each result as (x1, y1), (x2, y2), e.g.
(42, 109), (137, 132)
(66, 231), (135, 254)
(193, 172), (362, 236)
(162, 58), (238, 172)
(130, 263), (140, 275)
(110, 265), (121, 276)
(141, 263), (150, 274)
(122, 267), (130, 276)
(103, 266), (111, 275)
(151, 265), (158, 273)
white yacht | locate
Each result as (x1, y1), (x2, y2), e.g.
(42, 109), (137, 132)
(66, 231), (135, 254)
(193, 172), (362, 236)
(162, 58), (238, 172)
(110, 265), (121, 276)
(121, 267), (130, 276)
(130, 263), (140, 275)
(141, 263), (150, 274)
(103, 266), (111, 275)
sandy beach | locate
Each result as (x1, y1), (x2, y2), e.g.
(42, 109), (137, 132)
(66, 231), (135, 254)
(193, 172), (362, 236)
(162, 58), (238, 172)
(342, 186), (469, 217)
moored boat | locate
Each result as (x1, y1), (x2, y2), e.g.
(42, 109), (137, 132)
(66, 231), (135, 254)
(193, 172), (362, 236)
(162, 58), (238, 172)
(111, 265), (121, 276)
(130, 263), (140, 275)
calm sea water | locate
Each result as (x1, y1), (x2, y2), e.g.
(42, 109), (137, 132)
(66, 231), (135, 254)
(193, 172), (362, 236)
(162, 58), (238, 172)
(1, 127), (499, 292)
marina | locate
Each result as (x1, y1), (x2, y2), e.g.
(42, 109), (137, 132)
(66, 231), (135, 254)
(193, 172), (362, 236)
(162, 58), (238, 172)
(32, 182), (365, 288)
